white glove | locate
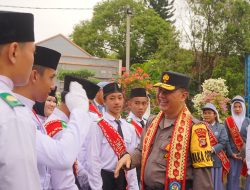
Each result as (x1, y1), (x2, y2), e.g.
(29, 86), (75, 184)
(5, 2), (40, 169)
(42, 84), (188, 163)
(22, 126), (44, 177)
(65, 81), (89, 112)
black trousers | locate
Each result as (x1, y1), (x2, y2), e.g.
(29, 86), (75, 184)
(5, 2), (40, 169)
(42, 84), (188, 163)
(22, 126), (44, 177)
(101, 169), (127, 190)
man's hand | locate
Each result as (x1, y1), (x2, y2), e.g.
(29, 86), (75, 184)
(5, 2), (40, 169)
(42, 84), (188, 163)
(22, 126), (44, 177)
(65, 81), (89, 112)
(114, 153), (131, 178)
(232, 153), (242, 160)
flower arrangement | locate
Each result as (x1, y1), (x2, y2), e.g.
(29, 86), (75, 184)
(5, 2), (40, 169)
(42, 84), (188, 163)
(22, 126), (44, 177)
(192, 78), (230, 121)
(116, 67), (155, 98)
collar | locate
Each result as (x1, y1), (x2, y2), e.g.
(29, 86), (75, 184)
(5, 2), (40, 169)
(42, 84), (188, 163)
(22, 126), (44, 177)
(94, 99), (102, 107)
(50, 108), (69, 123)
(128, 111), (146, 122)
(104, 111), (121, 122)
(159, 116), (176, 129)
(211, 121), (216, 126)
(0, 75), (14, 91)
(13, 92), (35, 110)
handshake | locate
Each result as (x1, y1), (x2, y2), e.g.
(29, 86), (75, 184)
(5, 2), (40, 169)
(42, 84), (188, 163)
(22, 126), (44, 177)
(65, 81), (89, 112)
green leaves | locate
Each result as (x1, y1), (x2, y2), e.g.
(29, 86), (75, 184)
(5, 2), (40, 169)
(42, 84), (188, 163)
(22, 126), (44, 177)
(71, 0), (177, 65)
(57, 69), (95, 81)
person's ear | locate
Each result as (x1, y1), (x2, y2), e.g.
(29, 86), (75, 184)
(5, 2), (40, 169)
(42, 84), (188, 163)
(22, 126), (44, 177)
(30, 69), (39, 83)
(8, 42), (19, 64)
(127, 100), (132, 108)
(181, 90), (189, 101)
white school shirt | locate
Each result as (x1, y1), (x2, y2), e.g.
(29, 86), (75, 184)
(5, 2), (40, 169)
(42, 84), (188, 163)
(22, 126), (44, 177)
(44, 108), (78, 190)
(77, 112), (99, 172)
(14, 93), (51, 190)
(0, 76), (41, 190)
(77, 111), (99, 188)
(127, 111), (147, 144)
(12, 91), (92, 188)
(88, 112), (139, 190)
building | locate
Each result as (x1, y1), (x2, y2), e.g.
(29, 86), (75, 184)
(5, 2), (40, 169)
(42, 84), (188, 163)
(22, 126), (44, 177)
(36, 34), (122, 89)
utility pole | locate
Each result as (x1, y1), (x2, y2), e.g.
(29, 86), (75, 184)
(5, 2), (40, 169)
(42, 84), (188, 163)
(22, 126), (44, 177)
(126, 6), (132, 73)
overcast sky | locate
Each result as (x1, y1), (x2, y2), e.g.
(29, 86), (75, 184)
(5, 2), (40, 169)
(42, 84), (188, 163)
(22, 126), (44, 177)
(0, 0), (190, 44)
(0, 0), (103, 42)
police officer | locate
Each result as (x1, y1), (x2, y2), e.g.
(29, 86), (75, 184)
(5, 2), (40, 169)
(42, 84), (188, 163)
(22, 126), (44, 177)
(115, 71), (214, 190)
(0, 11), (41, 190)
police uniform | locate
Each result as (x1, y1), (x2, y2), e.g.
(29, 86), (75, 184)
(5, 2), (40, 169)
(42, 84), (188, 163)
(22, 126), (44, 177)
(87, 83), (139, 190)
(0, 11), (41, 190)
(129, 71), (213, 190)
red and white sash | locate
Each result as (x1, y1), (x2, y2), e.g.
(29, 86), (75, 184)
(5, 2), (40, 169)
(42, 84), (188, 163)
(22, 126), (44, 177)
(141, 106), (192, 190)
(225, 116), (244, 151)
(206, 122), (230, 180)
(44, 119), (78, 175)
(89, 103), (127, 159)
(225, 116), (247, 176)
(126, 118), (143, 138)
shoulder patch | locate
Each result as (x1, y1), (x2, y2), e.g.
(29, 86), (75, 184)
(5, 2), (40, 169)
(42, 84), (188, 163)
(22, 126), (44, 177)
(0, 92), (24, 108)
(190, 122), (213, 168)
(44, 120), (67, 137)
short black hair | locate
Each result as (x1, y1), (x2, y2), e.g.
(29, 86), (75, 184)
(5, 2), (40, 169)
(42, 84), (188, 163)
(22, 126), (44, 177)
(32, 64), (46, 75)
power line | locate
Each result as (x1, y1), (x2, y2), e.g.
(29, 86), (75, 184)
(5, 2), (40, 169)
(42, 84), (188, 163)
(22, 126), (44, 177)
(0, 4), (92, 10)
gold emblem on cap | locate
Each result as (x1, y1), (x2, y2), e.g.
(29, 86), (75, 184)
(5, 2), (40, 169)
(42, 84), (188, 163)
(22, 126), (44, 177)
(163, 74), (169, 83)
(6, 95), (17, 102)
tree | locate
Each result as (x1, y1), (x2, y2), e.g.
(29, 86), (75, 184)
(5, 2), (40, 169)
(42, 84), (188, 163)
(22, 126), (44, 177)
(185, 0), (250, 95)
(71, 0), (178, 66)
(57, 69), (95, 80)
(144, 0), (176, 22)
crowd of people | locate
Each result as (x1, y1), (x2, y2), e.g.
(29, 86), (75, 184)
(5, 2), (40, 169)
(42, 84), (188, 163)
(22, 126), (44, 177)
(1, 10), (250, 190)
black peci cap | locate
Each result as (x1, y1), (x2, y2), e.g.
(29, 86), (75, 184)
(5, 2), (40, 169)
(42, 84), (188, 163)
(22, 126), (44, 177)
(153, 71), (190, 91)
(130, 88), (147, 98)
(34, 46), (61, 70)
(103, 82), (122, 98)
(63, 75), (100, 100)
(0, 11), (34, 44)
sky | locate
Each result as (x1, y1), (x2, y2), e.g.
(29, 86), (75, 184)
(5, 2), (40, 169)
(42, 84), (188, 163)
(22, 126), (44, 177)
(0, 0), (190, 45)
(0, 0), (103, 42)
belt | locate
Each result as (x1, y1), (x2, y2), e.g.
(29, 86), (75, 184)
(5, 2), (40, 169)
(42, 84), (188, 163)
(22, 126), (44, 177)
(144, 180), (193, 190)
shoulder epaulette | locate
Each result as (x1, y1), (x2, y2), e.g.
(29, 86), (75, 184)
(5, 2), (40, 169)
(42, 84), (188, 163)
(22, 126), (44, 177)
(0, 92), (24, 108)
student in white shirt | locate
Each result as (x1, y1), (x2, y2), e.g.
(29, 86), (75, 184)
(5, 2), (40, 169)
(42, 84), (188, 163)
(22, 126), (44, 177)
(88, 82), (139, 190)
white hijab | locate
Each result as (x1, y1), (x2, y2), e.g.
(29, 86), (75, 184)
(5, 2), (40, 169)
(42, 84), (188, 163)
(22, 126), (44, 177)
(231, 98), (246, 130)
